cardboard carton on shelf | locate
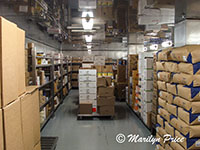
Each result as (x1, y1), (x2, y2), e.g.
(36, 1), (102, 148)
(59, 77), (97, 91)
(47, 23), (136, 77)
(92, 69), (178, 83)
(105, 77), (112, 86)
(97, 77), (107, 87)
(117, 65), (126, 82)
(79, 103), (93, 114)
(72, 65), (80, 71)
(0, 109), (3, 150)
(83, 55), (94, 62)
(72, 81), (78, 87)
(0, 17), (26, 108)
(98, 86), (115, 97)
(72, 73), (78, 79)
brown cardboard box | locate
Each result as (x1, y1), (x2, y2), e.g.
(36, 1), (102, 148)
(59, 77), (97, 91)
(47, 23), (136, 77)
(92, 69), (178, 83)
(72, 73), (78, 79)
(98, 87), (114, 96)
(0, 109), (3, 150)
(22, 86), (40, 148)
(72, 81), (78, 87)
(0, 17), (20, 107)
(105, 77), (112, 86)
(3, 99), (24, 150)
(117, 65), (126, 82)
(151, 112), (157, 125)
(33, 141), (41, 150)
(97, 78), (107, 87)
(97, 96), (115, 106)
(79, 103), (92, 114)
(115, 83), (126, 100)
(98, 106), (115, 116)
(72, 65), (80, 71)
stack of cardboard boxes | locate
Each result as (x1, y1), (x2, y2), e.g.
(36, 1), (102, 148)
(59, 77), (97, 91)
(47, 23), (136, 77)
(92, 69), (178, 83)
(138, 52), (154, 128)
(94, 56), (105, 66)
(82, 56), (94, 68)
(97, 77), (115, 116)
(151, 54), (158, 132)
(93, 65), (113, 78)
(127, 54), (138, 106)
(156, 46), (200, 150)
(79, 69), (97, 114)
(115, 65), (126, 101)
(72, 57), (82, 88)
(0, 17), (41, 150)
(132, 70), (139, 111)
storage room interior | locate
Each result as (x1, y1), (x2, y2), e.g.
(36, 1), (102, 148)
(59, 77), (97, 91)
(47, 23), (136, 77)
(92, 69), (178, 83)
(0, 0), (200, 150)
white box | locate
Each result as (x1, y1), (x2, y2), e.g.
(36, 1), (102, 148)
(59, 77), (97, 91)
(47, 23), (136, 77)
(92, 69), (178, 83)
(79, 100), (93, 104)
(94, 60), (105, 66)
(144, 58), (153, 69)
(79, 82), (96, 88)
(141, 80), (153, 91)
(79, 69), (96, 76)
(79, 93), (97, 100)
(94, 56), (105, 61)
(79, 76), (96, 82)
(79, 88), (97, 94)
(141, 91), (153, 102)
(83, 56), (94, 62)
(82, 63), (93, 68)
(143, 69), (153, 80)
(141, 102), (152, 112)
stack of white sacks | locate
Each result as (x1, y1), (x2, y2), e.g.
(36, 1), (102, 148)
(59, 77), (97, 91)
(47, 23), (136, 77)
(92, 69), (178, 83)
(156, 46), (200, 150)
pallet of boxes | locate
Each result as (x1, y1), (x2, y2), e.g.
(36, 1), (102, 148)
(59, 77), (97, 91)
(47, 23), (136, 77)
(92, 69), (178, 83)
(0, 17), (41, 150)
(78, 69), (97, 117)
(156, 46), (200, 150)
(97, 77), (115, 117)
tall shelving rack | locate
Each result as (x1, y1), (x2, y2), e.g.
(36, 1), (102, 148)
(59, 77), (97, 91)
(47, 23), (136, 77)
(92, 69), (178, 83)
(27, 47), (71, 130)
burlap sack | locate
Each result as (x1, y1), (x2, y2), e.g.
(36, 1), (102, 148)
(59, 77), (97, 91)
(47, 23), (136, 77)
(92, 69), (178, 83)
(193, 75), (200, 87)
(170, 118), (200, 138)
(157, 81), (167, 91)
(166, 103), (177, 117)
(157, 48), (172, 61)
(157, 115), (165, 128)
(174, 96), (200, 114)
(165, 144), (173, 150)
(158, 98), (166, 109)
(165, 121), (175, 137)
(158, 108), (170, 122)
(177, 85), (200, 101)
(156, 133), (164, 147)
(170, 142), (185, 150)
(158, 72), (171, 82)
(156, 61), (165, 71)
(156, 144), (165, 150)
(157, 126), (168, 137)
(178, 107), (200, 125)
(159, 91), (174, 104)
(175, 130), (200, 150)
(166, 83), (177, 95)
(165, 62), (179, 73)
(170, 45), (200, 63)
(179, 62), (200, 75)
(172, 73), (193, 86)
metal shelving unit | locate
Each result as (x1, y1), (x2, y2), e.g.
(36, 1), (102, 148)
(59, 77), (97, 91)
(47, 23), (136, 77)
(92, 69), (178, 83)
(28, 47), (71, 131)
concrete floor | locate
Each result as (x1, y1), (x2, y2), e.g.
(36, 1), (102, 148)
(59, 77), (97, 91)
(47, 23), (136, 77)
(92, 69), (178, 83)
(42, 90), (156, 150)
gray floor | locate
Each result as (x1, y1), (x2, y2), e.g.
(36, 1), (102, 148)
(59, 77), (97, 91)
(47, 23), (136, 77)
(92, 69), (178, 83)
(42, 90), (156, 150)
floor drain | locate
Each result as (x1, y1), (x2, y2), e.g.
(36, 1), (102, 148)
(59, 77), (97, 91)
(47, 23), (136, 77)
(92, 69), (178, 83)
(41, 137), (58, 150)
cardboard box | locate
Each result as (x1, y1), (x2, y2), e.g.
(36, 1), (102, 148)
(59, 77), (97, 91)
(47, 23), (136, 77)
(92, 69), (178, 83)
(3, 99), (24, 150)
(72, 73), (78, 79)
(33, 141), (41, 150)
(79, 82), (96, 88)
(0, 17), (26, 107)
(117, 65), (126, 82)
(79, 76), (96, 82)
(98, 106), (115, 116)
(97, 78), (107, 87)
(0, 109), (3, 150)
(105, 77), (112, 86)
(79, 69), (96, 76)
(72, 81), (78, 87)
(83, 55), (94, 62)
(72, 65), (80, 71)
(115, 83), (126, 100)
(79, 88), (97, 94)
(79, 103), (92, 114)
(79, 93), (97, 101)
(98, 87), (114, 96)
(82, 63), (93, 68)
(97, 96), (115, 106)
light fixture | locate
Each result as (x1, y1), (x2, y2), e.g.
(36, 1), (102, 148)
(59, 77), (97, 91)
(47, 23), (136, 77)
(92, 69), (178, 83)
(88, 49), (92, 54)
(161, 40), (172, 48)
(82, 11), (94, 30)
(150, 44), (158, 50)
(85, 35), (93, 43)
(87, 45), (92, 49)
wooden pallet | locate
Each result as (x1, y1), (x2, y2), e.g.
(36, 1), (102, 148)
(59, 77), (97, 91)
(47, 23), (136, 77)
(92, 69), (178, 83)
(41, 137), (58, 150)
(77, 114), (114, 120)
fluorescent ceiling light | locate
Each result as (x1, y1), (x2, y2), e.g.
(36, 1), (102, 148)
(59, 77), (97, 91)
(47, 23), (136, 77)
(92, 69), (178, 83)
(82, 11), (94, 30)
(85, 35), (93, 43)
(150, 44), (158, 50)
(88, 49), (91, 52)
(87, 45), (92, 49)
(161, 40), (172, 48)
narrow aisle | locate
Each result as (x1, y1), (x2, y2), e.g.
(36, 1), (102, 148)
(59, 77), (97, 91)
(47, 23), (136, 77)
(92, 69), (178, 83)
(42, 90), (156, 150)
